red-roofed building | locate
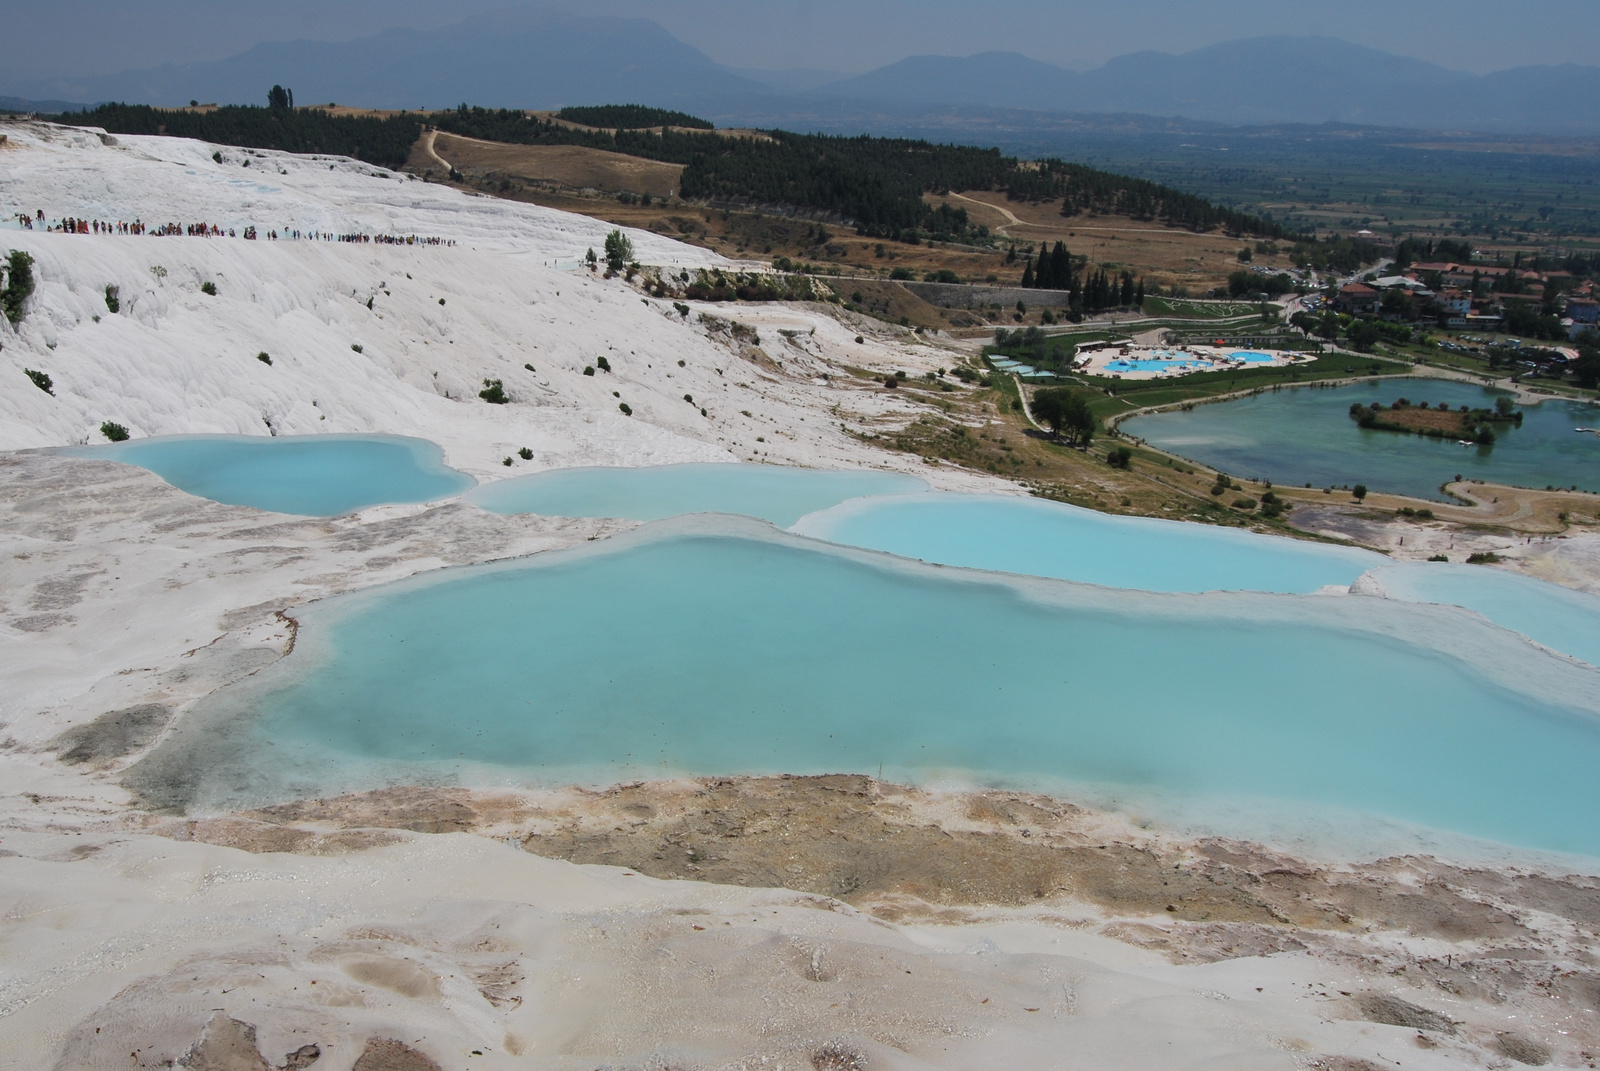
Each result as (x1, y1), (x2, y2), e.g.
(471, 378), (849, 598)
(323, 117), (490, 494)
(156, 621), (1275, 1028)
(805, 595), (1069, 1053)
(1336, 283), (1380, 315)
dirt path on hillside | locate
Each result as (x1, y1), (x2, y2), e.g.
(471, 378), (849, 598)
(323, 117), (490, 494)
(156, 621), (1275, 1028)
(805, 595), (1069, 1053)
(947, 191), (1024, 235)
(422, 128), (451, 173)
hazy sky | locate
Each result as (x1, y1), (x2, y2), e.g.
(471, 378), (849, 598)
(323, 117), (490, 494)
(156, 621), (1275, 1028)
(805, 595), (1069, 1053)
(2, 0), (1596, 80)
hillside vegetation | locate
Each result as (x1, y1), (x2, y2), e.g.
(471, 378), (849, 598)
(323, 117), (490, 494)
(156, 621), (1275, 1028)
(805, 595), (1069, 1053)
(62, 103), (424, 170)
(429, 106), (1292, 242)
(555, 104), (713, 130)
(65, 101), (1291, 247)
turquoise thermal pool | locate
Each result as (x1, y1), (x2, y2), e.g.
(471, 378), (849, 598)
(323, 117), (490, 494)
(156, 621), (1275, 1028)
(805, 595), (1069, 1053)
(64, 434), (474, 516)
(1363, 563), (1600, 669)
(1121, 377), (1600, 499)
(792, 492), (1383, 594)
(791, 492), (1600, 668)
(466, 463), (927, 526)
(133, 519), (1600, 861)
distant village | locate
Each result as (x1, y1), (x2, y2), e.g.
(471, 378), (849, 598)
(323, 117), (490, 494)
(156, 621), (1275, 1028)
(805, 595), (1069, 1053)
(1335, 260), (1597, 340)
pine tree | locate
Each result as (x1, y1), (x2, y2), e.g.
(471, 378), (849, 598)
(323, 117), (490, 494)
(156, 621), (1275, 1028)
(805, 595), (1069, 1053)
(1020, 261), (1034, 288)
(1050, 242), (1072, 292)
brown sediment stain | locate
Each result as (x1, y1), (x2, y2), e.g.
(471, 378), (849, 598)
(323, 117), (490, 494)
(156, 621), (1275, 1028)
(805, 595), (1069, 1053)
(351, 1037), (442, 1071)
(274, 609), (300, 654)
(155, 776), (1600, 959)
(251, 785), (534, 834)
(165, 815), (406, 855)
(118, 775), (1600, 1067)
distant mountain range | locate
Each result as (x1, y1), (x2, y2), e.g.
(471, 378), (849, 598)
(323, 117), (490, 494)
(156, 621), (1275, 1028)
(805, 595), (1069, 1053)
(6, 9), (771, 116)
(1, 95), (92, 115)
(9, 13), (1600, 136)
(798, 37), (1600, 134)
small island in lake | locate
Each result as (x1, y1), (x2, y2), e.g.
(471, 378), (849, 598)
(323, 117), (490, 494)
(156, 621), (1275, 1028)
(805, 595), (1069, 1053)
(1349, 394), (1523, 444)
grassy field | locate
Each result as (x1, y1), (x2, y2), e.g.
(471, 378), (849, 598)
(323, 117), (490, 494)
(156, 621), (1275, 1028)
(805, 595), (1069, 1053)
(417, 133), (685, 198)
(928, 189), (1295, 295)
(874, 364), (1347, 533)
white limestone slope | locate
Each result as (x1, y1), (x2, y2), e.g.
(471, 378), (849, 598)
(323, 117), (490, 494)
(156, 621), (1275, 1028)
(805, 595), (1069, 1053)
(0, 122), (946, 478)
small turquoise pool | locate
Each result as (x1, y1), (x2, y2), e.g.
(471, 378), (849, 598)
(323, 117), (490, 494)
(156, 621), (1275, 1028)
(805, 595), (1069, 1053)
(467, 463), (927, 527)
(1367, 563), (1600, 669)
(791, 492), (1382, 594)
(1229, 351), (1279, 364)
(132, 519), (1600, 860)
(64, 434), (475, 516)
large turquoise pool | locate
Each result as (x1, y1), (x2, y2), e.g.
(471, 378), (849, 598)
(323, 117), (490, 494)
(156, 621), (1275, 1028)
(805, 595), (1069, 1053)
(1121, 377), (1600, 499)
(131, 519), (1600, 860)
(467, 463), (927, 526)
(64, 435), (475, 516)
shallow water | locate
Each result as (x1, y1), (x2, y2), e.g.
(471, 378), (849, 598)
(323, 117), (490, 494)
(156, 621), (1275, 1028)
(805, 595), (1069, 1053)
(64, 434), (474, 516)
(136, 520), (1600, 861)
(791, 492), (1600, 668)
(1369, 562), (1600, 668)
(1122, 377), (1600, 499)
(467, 463), (927, 526)
(792, 492), (1384, 594)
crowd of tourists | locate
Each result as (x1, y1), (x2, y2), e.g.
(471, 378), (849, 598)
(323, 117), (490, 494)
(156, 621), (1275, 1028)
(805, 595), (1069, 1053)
(12, 210), (453, 246)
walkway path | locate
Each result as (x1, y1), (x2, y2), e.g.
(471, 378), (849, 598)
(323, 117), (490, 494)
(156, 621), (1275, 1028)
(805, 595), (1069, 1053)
(1010, 373), (1048, 433)
(1403, 360), (1588, 406)
(946, 192), (1023, 236)
(423, 129), (453, 174)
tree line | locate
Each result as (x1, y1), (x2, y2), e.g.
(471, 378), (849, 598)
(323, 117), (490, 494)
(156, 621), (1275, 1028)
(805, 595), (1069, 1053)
(62, 102), (423, 171)
(1006, 159), (1293, 240)
(1018, 241), (1143, 314)
(554, 104), (713, 130)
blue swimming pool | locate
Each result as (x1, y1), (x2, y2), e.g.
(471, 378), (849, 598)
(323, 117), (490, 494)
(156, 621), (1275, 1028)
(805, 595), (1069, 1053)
(1229, 351), (1280, 364)
(133, 518), (1600, 861)
(64, 434), (475, 516)
(467, 463), (927, 527)
(1106, 359), (1215, 373)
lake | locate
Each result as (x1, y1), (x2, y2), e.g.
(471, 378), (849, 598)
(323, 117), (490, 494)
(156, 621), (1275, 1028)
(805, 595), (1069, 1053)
(1120, 377), (1600, 499)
